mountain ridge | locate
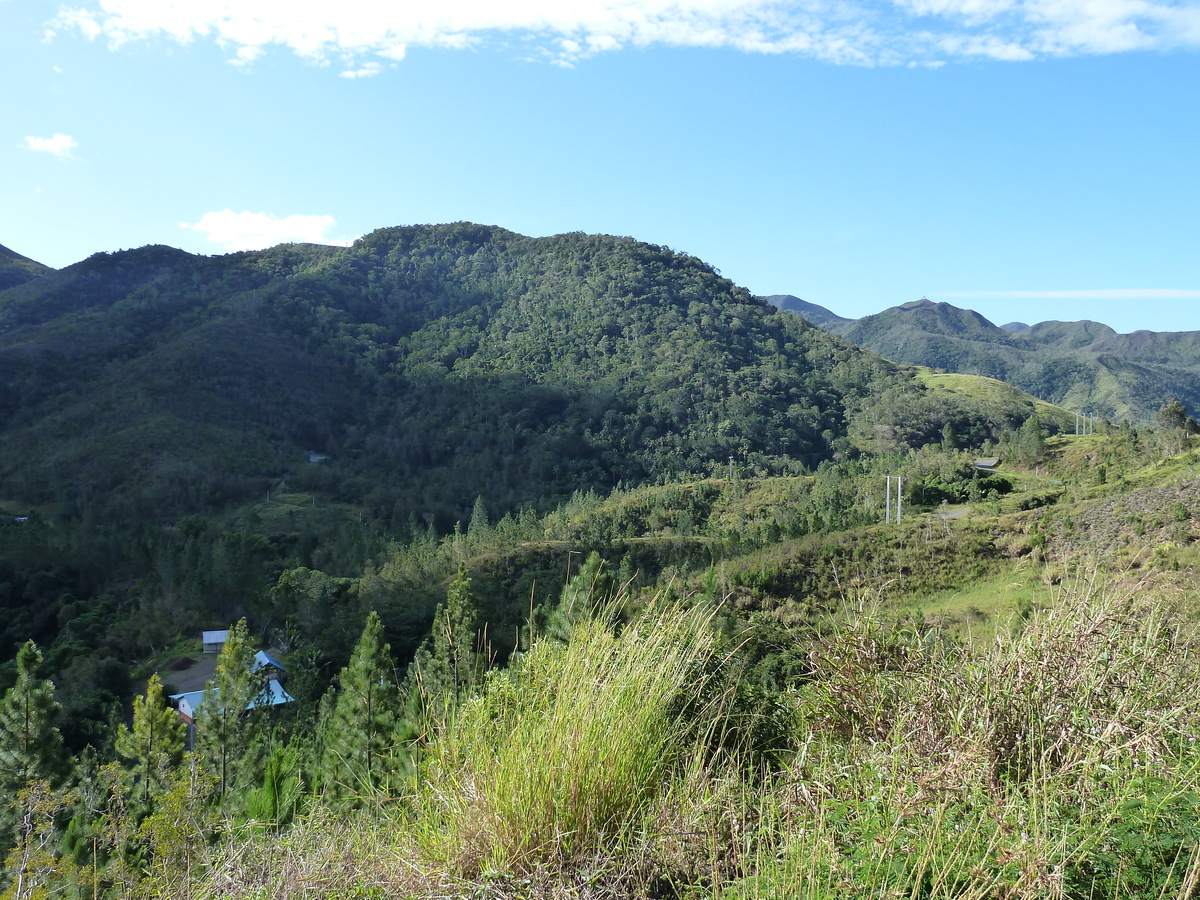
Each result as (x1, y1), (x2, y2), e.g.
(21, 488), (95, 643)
(771, 296), (1200, 422)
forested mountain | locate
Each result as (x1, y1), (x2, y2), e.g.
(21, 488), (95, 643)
(778, 297), (1200, 422)
(1, 225), (983, 530)
(0, 243), (52, 291)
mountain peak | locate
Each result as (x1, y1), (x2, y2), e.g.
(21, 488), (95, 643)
(765, 295), (848, 326)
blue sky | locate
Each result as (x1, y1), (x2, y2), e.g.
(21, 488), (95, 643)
(4, 0), (1199, 335)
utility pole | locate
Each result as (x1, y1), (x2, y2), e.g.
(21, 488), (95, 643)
(728, 456), (734, 481)
(897, 476), (903, 525)
(885, 476), (891, 524)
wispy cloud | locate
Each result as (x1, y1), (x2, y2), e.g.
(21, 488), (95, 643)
(945, 289), (1200, 300)
(181, 209), (356, 252)
(24, 133), (78, 159)
(49, 0), (1200, 69)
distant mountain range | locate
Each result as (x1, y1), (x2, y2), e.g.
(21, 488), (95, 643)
(770, 297), (1200, 423)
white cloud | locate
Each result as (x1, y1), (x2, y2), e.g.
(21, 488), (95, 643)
(946, 289), (1200, 299)
(48, 0), (1200, 66)
(340, 61), (385, 78)
(181, 209), (356, 252)
(24, 133), (78, 159)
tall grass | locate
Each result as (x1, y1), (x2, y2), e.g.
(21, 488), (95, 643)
(727, 572), (1200, 899)
(410, 600), (738, 881)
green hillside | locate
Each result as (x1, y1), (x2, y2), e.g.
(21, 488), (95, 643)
(0, 243), (53, 291)
(915, 367), (1076, 431)
(3, 368), (1198, 899)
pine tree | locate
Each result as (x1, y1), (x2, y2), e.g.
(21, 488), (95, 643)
(466, 495), (489, 541)
(1012, 414), (1046, 467)
(0, 642), (66, 798)
(547, 551), (615, 642)
(196, 620), (265, 798)
(409, 565), (485, 718)
(941, 422), (957, 451)
(321, 611), (401, 801)
(115, 674), (186, 806)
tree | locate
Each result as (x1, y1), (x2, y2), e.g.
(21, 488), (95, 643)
(114, 673), (186, 807)
(546, 551), (616, 643)
(1010, 414), (1045, 467)
(1156, 398), (1192, 432)
(320, 611), (402, 800)
(466, 495), (489, 541)
(408, 566), (485, 719)
(941, 422), (957, 451)
(196, 620), (265, 798)
(1157, 399), (1198, 453)
(0, 642), (66, 799)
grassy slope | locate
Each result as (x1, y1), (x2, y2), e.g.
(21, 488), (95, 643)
(914, 366), (1075, 431)
(195, 504), (1200, 899)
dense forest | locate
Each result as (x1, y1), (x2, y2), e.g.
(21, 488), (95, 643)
(0, 226), (1066, 703)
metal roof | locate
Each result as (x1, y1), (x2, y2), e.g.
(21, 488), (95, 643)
(170, 679), (294, 717)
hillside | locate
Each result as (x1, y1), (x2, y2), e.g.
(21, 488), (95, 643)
(0, 225), (995, 529)
(764, 294), (848, 326)
(6, 377), (1200, 900)
(0, 243), (53, 291)
(0, 224), (1061, 748)
(5, 228), (1200, 897)
(792, 298), (1200, 423)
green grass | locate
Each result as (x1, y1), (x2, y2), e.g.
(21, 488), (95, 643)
(914, 367), (1075, 429)
(897, 561), (1048, 641)
(409, 599), (732, 879)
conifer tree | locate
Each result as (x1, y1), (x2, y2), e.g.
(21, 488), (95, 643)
(115, 674), (186, 806)
(466, 495), (489, 541)
(409, 565), (485, 718)
(0, 641), (66, 798)
(196, 620), (265, 798)
(547, 551), (616, 642)
(321, 611), (401, 800)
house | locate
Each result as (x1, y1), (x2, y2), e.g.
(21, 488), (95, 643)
(170, 645), (294, 748)
(974, 458), (1002, 471)
(202, 630), (229, 653)
(170, 679), (295, 725)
